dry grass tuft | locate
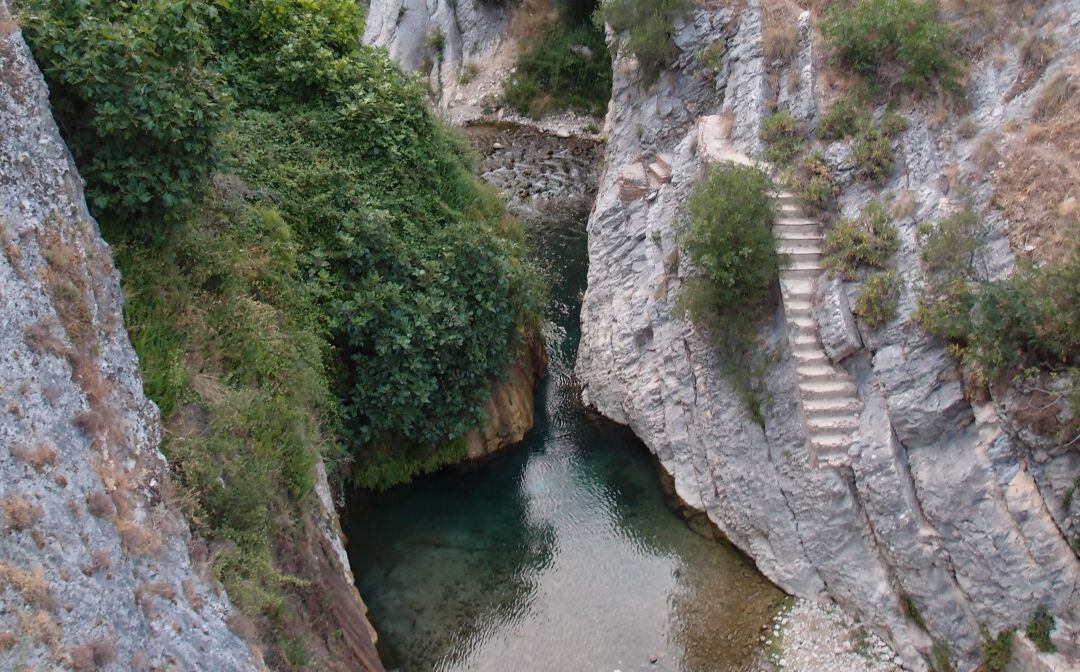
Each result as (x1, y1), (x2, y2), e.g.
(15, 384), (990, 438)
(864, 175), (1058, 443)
(763, 0), (799, 65)
(226, 612), (259, 643)
(0, 629), (15, 651)
(0, 563), (56, 609)
(117, 520), (162, 557)
(1033, 71), (1072, 121)
(17, 609), (59, 648)
(890, 190), (918, 219)
(11, 441), (58, 471)
(85, 490), (115, 519)
(971, 133), (1002, 173)
(2, 495), (43, 533)
(181, 577), (204, 611)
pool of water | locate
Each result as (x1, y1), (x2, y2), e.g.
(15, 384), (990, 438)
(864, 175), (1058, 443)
(344, 215), (783, 672)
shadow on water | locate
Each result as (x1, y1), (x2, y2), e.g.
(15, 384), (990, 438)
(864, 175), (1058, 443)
(344, 176), (783, 672)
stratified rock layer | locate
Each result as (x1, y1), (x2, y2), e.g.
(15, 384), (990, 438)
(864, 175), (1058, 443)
(575, 3), (1079, 671)
(0, 7), (260, 670)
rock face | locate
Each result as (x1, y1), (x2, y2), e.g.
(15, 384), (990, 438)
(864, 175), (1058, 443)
(575, 2), (1079, 671)
(0, 9), (385, 671)
(464, 337), (547, 459)
(0, 10), (259, 670)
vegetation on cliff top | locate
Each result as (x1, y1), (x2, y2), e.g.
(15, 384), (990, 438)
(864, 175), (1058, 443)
(22, 0), (542, 662)
(504, 0), (612, 117)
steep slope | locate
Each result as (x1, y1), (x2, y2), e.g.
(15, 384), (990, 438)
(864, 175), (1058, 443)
(0, 8), (259, 670)
(575, 2), (1079, 671)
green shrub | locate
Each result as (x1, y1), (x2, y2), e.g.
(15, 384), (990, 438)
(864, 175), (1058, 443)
(852, 125), (896, 183)
(854, 270), (901, 327)
(1026, 605), (1057, 653)
(597, 0), (690, 85)
(919, 207), (1080, 382)
(821, 0), (961, 92)
(210, 5), (545, 486)
(980, 627), (1014, 671)
(677, 165), (781, 424)
(118, 189), (330, 623)
(20, 0), (227, 231)
(504, 11), (612, 117)
(680, 165), (780, 316)
(760, 111), (805, 166)
(816, 95), (866, 141)
(823, 202), (899, 278)
(792, 153), (839, 216)
(880, 109), (909, 137)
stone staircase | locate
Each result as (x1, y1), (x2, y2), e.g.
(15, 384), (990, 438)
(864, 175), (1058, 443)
(690, 116), (860, 465)
(772, 188), (861, 466)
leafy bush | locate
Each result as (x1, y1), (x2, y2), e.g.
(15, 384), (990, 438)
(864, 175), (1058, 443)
(930, 640), (954, 672)
(792, 153), (839, 216)
(598, 0), (690, 85)
(918, 208), (1080, 381)
(821, 0), (961, 92)
(118, 188), (329, 620)
(680, 165), (780, 316)
(980, 627), (1014, 671)
(504, 9), (612, 117)
(854, 270), (901, 327)
(20, 0), (227, 231)
(852, 125), (896, 182)
(211, 6), (544, 487)
(1026, 605), (1057, 653)
(760, 111), (805, 166)
(816, 95), (866, 141)
(823, 202), (899, 278)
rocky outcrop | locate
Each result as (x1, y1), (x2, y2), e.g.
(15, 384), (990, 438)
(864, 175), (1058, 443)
(0, 9), (386, 671)
(576, 2), (1079, 671)
(0, 9), (259, 670)
(464, 337), (547, 459)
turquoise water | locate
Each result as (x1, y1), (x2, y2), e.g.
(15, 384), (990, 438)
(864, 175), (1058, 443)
(344, 217), (782, 672)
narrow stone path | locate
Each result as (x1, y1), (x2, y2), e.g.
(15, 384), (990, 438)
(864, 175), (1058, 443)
(772, 188), (860, 466)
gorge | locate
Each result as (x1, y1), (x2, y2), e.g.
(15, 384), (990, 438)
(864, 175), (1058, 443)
(1, 0), (1078, 671)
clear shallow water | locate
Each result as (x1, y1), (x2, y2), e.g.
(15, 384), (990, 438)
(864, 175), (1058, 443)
(344, 217), (783, 672)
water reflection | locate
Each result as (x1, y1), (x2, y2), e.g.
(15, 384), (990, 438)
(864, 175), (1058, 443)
(344, 214), (782, 671)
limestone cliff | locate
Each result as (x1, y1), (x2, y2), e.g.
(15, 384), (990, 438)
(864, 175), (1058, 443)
(0, 8), (260, 670)
(0, 8), (383, 671)
(575, 2), (1079, 671)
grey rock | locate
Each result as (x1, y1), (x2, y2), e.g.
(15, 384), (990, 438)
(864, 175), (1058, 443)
(814, 276), (862, 362)
(0, 9), (260, 670)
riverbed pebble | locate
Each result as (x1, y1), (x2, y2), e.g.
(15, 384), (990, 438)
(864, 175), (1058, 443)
(753, 599), (905, 672)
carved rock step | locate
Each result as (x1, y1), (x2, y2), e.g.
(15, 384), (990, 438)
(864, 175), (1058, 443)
(800, 378), (858, 399)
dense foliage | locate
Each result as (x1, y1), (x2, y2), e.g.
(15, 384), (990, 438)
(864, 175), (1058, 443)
(24, 0), (543, 652)
(918, 209), (1080, 383)
(822, 201), (899, 279)
(597, 0), (689, 85)
(821, 0), (961, 92)
(19, 0), (227, 231)
(760, 111), (805, 166)
(504, 0), (611, 116)
(677, 165), (781, 423)
(117, 190), (329, 621)
(681, 165), (780, 316)
(208, 3), (542, 486)
(1026, 605), (1057, 653)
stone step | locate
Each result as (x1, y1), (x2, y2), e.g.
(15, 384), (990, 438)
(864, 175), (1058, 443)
(806, 414), (860, 432)
(793, 349), (829, 365)
(780, 277), (817, 296)
(779, 203), (802, 215)
(780, 267), (825, 280)
(803, 397), (861, 414)
(789, 316), (818, 334)
(785, 297), (813, 312)
(796, 364), (844, 380)
(786, 251), (821, 265)
(775, 225), (821, 239)
(775, 217), (818, 227)
(800, 379), (857, 399)
(786, 307), (814, 321)
(789, 331), (819, 348)
(779, 243), (821, 257)
(809, 432), (853, 452)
